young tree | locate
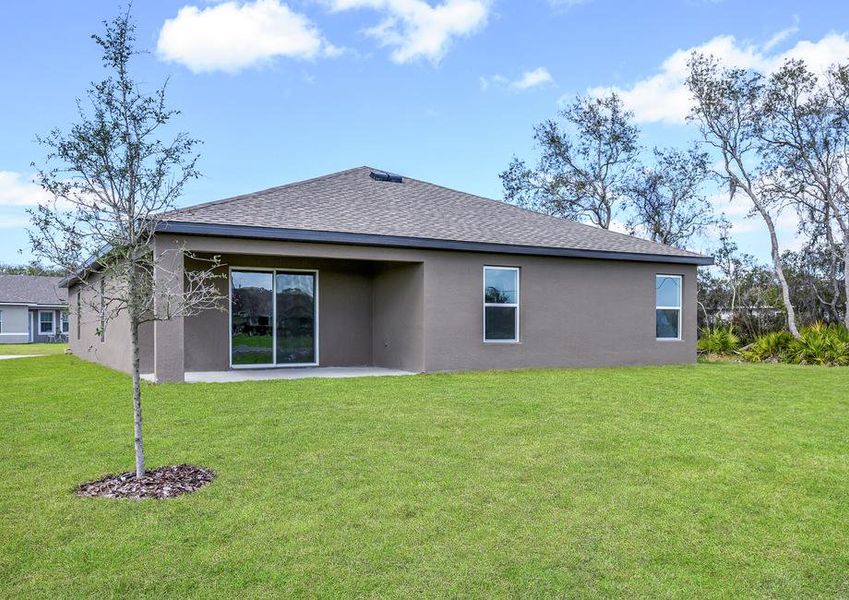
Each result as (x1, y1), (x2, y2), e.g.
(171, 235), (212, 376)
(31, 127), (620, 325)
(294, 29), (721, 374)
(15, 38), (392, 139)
(28, 10), (225, 478)
(626, 145), (719, 247)
(500, 92), (640, 229)
(686, 54), (802, 337)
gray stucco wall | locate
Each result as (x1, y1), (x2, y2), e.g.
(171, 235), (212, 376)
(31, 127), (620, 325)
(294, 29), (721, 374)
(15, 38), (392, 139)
(422, 252), (696, 371)
(145, 234), (698, 376)
(68, 276), (153, 374)
(0, 305), (30, 343)
(372, 263), (424, 372)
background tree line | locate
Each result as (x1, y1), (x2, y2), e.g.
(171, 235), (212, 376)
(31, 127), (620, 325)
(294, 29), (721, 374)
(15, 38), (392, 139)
(0, 261), (64, 276)
(503, 54), (849, 342)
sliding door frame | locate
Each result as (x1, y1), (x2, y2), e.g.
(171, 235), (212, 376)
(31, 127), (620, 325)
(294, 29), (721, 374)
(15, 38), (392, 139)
(228, 266), (320, 369)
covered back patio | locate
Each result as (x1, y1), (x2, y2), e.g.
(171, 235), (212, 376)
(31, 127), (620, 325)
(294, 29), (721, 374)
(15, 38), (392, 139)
(150, 246), (425, 382)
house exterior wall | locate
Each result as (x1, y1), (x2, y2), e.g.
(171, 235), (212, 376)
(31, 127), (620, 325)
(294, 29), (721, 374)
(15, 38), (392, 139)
(0, 305), (30, 343)
(421, 252), (696, 371)
(68, 276), (153, 374)
(0, 306), (69, 344)
(145, 234), (697, 377)
(29, 308), (68, 343)
(372, 263), (425, 372)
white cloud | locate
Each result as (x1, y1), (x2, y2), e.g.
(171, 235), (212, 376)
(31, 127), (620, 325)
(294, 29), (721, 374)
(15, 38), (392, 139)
(0, 171), (51, 207)
(157, 0), (338, 74)
(589, 31), (849, 124)
(608, 218), (629, 234)
(481, 67), (554, 92)
(327, 0), (490, 64)
(511, 67), (554, 90)
(547, 0), (592, 10)
(763, 18), (799, 51)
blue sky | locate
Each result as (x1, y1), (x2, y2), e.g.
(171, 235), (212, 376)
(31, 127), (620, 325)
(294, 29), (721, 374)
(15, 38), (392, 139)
(1, 0), (847, 264)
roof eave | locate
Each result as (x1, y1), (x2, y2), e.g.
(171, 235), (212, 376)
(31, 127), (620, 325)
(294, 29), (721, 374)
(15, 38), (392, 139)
(157, 221), (715, 266)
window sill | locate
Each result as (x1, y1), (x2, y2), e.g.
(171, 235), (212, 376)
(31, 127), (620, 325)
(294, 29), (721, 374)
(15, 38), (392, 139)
(656, 338), (683, 342)
(484, 340), (521, 345)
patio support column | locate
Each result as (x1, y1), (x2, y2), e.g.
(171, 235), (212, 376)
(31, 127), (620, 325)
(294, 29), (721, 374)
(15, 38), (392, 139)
(153, 242), (185, 383)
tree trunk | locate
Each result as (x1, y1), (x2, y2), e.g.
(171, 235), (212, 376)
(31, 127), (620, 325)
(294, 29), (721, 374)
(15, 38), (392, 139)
(844, 239), (849, 330)
(130, 314), (145, 478)
(762, 212), (801, 338)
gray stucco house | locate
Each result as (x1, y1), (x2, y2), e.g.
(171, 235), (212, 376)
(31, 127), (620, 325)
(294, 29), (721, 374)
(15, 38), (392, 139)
(0, 275), (68, 343)
(67, 167), (712, 382)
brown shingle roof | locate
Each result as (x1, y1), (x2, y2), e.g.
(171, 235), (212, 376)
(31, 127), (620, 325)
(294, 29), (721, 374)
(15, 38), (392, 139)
(0, 275), (67, 306)
(162, 167), (710, 263)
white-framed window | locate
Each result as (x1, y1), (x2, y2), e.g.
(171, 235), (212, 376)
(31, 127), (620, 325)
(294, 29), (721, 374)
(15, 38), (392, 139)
(0, 310), (3, 334)
(484, 266), (520, 343)
(656, 274), (682, 340)
(61, 311), (69, 334)
(39, 310), (55, 335)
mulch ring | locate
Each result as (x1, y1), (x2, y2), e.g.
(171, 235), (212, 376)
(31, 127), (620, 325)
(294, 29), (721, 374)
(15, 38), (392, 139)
(76, 464), (215, 500)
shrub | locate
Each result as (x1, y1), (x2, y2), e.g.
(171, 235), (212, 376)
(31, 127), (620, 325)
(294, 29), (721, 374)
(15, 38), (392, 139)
(697, 326), (741, 355)
(742, 324), (849, 366)
(787, 323), (849, 366)
(742, 331), (794, 363)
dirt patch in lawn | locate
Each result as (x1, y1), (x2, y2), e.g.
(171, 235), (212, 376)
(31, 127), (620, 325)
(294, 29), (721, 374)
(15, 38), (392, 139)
(76, 464), (215, 499)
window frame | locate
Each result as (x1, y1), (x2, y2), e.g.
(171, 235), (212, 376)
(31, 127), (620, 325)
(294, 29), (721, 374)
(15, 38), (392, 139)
(0, 309), (3, 334)
(39, 310), (55, 335)
(228, 266), (320, 369)
(655, 274), (683, 341)
(483, 265), (520, 344)
(60, 311), (69, 334)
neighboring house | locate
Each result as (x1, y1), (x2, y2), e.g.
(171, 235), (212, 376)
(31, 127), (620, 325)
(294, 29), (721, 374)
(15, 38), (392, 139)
(65, 167), (712, 381)
(0, 275), (68, 344)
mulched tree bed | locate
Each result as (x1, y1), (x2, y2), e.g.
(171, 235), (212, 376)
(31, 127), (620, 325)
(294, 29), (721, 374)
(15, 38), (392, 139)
(76, 464), (215, 500)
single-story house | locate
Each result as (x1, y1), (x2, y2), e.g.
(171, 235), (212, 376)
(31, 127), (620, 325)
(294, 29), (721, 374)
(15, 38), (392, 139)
(66, 167), (712, 382)
(0, 274), (68, 343)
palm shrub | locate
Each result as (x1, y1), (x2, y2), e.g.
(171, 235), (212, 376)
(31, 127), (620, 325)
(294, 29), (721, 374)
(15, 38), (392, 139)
(742, 331), (794, 362)
(697, 326), (741, 355)
(787, 323), (849, 366)
(743, 325), (849, 365)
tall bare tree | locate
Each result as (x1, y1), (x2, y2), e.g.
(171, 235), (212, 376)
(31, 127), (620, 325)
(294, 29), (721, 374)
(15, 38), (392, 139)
(626, 145), (719, 248)
(757, 59), (849, 328)
(28, 10), (225, 478)
(686, 54), (801, 337)
(500, 92), (640, 229)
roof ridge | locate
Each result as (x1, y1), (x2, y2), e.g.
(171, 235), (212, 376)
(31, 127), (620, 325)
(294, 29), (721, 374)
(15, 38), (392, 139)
(398, 173), (705, 258)
(0, 274), (63, 281)
(164, 166), (371, 217)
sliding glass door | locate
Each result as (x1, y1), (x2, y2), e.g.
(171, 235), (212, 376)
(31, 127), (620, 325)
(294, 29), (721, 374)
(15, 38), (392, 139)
(231, 271), (274, 365)
(276, 272), (316, 365)
(230, 269), (318, 367)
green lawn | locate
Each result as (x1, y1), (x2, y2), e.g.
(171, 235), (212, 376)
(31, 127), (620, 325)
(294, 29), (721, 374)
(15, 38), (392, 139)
(0, 342), (68, 356)
(1, 356), (848, 598)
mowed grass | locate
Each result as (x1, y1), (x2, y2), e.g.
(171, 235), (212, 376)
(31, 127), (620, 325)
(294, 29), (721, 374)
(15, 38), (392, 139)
(0, 342), (67, 355)
(1, 356), (848, 598)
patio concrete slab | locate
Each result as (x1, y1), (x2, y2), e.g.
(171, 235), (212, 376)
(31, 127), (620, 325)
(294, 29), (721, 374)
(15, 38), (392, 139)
(142, 366), (416, 383)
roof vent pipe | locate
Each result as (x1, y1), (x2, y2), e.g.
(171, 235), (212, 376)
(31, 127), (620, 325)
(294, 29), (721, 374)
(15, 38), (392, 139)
(370, 170), (403, 183)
